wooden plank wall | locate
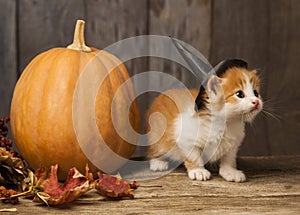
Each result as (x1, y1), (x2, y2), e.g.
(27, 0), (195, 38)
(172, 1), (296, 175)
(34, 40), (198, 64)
(0, 0), (299, 156)
(0, 0), (17, 117)
(211, 0), (300, 155)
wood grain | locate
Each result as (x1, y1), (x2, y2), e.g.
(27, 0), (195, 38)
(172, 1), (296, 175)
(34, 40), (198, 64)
(85, 0), (148, 54)
(18, 0), (85, 73)
(84, 0), (149, 97)
(265, 0), (300, 155)
(211, 0), (270, 156)
(9, 156), (300, 214)
(0, 0), (17, 116)
(211, 0), (300, 155)
(149, 0), (211, 88)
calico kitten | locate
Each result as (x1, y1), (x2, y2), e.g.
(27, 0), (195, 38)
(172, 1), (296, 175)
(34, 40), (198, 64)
(146, 63), (263, 182)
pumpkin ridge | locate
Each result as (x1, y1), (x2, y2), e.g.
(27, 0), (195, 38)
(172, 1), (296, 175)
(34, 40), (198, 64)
(93, 53), (125, 157)
(95, 52), (138, 158)
(94, 53), (115, 144)
(27, 49), (68, 166)
(16, 49), (60, 104)
(35, 49), (88, 174)
(16, 50), (49, 87)
(99, 52), (141, 137)
(10, 50), (47, 127)
(100, 51), (141, 138)
(78, 49), (99, 73)
(100, 51), (136, 103)
(10, 48), (67, 169)
(36, 49), (69, 139)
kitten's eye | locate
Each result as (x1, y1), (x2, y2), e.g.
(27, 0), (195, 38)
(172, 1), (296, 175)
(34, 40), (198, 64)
(235, 90), (245, 98)
(254, 90), (259, 97)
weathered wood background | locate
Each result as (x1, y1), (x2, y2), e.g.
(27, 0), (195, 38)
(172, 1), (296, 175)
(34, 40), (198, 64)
(0, 0), (299, 156)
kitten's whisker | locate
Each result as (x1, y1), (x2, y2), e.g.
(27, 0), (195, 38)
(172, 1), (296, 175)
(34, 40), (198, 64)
(262, 97), (285, 113)
(263, 98), (278, 104)
(263, 107), (282, 118)
(241, 112), (246, 123)
(262, 110), (282, 122)
(263, 102), (281, 111)
(246, 111), (257, 133)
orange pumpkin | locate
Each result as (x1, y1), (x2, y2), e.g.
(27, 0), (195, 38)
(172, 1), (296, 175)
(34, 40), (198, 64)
(10, 20), (140, 179)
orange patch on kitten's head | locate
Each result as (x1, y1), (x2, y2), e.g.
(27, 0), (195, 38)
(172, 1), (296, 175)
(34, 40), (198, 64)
(220, 67), (260, 104)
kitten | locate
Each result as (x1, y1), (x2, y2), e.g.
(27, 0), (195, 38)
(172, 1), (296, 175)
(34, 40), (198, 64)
(146, 63), (263, 182)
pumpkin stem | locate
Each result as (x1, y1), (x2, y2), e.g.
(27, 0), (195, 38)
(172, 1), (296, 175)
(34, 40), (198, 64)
(67, 20), (91, 52)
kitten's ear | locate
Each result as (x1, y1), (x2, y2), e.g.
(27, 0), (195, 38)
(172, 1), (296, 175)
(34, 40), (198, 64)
(206, 75), (222, 96)
(249, 69), (257, 74)
(194, 76), (222, 112)
(206, 75), (225, 109)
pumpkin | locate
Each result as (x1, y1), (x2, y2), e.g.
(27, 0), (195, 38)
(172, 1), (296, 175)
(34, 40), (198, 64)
(10, 20), (140, 180)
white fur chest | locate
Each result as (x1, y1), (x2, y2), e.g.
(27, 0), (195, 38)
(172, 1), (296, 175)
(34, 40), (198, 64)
(209, 120), (245, 162)
(173, 109), (245, 163)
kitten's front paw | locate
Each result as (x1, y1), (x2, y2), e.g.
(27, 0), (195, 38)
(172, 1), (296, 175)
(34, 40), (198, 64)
(188, 168), (211, 181)
(150, 159), (169, 171)
(219, 167), (246, 182)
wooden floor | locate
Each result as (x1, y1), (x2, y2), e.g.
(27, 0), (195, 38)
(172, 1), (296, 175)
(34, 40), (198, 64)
(2, 156), (300, 214)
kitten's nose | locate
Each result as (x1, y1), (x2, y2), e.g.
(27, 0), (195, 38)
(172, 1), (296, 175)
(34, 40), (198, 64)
(252, 100), (259, 108)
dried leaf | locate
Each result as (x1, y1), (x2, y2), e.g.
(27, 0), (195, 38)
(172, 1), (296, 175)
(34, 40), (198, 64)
(85, 164), (95, 185)
(0, 208), (17, 212)
(19, 165), (92, 206)
(0, 147), (26, 186)
(0, 117), (26, 186)
(20, 169), (43, 197)
(32, 165), (92, 206)
(0, 186), (19, 204)
(130, 180), (139, 190)
(34, 166), (46, 180)
(95, 172), (138, 199)
(34, 192), (51, 206)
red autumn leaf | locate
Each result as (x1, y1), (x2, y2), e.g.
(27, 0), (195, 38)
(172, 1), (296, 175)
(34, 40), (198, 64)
(130, 180), (139, 190)
(95, 172), (138, 199)
(34, 166), (46, 180)
(32, 165), (92, 205)
(0, 186), (18, 204)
